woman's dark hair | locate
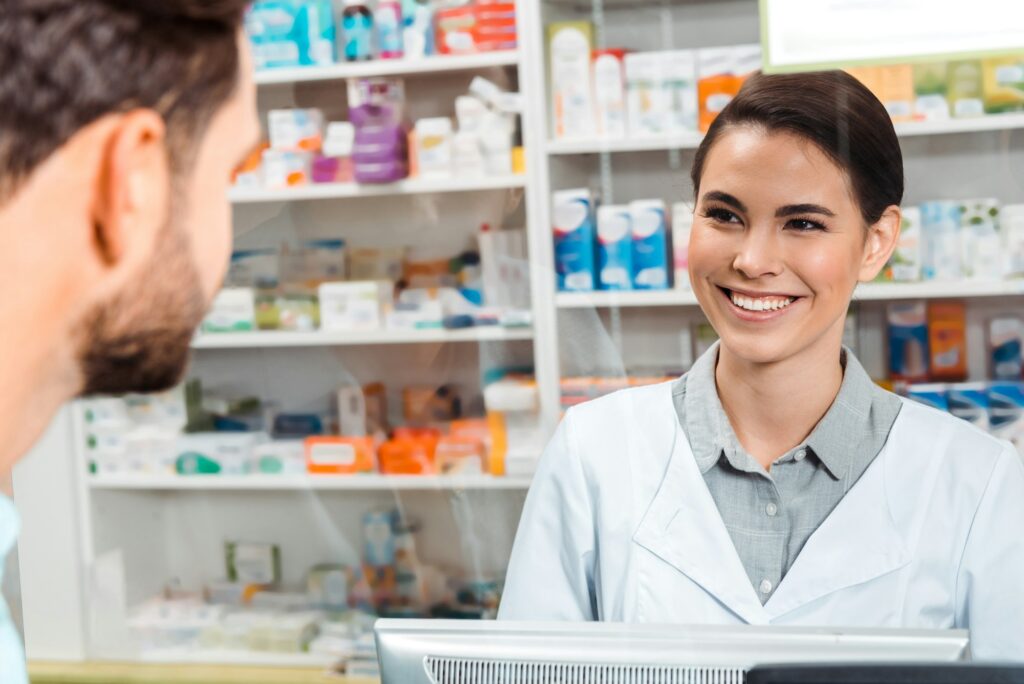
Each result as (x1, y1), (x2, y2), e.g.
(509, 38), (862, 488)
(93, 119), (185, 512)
(691, 70), (904, 225)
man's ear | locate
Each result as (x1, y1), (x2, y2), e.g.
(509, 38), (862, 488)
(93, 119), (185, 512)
(90, 110), (168, 268)
(858, 205), (901, 283)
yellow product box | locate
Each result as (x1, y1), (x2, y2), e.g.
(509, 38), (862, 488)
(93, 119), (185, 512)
(948, 60), (985, 118)
(982, 55), (1024, 114)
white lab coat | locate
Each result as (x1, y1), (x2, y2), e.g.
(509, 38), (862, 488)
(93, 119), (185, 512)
(498, 381), (1024, 661)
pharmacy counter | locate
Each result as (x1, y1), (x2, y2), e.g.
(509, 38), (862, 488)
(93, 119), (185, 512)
(28, 661), (379, 684)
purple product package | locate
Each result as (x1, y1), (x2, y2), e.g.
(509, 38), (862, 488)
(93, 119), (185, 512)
(350, 103), (408, 184)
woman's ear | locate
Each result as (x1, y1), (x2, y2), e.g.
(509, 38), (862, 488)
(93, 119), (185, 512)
(858, 205), (901, 283)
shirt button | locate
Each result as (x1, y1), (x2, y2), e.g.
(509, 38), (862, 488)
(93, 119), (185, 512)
(766, 503), (778, 517)
(759, 579), (773, 595)
(794, 449), (807, 462)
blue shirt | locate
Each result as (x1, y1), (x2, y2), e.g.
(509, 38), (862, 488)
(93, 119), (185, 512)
(0, 496), (26, 684)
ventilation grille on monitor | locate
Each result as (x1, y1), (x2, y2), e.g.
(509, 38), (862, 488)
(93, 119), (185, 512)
(425, 656), (746, 684)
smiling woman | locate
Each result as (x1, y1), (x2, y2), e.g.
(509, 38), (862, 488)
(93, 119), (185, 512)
(499, 70), (1024, 662)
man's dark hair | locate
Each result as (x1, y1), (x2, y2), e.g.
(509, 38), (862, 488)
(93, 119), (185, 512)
(0, 0), (250, 201)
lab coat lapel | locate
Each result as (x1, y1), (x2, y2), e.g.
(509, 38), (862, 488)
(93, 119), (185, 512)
(632, 385), (769, 625)
(765, 440), (911, 620)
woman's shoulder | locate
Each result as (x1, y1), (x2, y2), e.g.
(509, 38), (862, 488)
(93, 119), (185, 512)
(565, 380), (677, 429)
(890, 396), (1015, 473)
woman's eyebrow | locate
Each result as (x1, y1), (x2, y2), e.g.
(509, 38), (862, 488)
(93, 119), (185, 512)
(776, 203), (836, 218)
(702, 191), (747, 212)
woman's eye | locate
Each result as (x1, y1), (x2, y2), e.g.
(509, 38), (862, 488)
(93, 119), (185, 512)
(704, 207), (741, 224)
(787, 218), (826, 232)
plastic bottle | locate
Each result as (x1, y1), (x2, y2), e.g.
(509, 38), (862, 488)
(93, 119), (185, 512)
(375, 0), (404, 59)
(341, 0), (374, 62)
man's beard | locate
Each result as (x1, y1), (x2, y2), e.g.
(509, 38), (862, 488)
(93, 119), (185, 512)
(77, 217), (206, 397)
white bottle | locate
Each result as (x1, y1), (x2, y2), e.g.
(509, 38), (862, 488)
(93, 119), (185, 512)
(593, 51), (627, 139)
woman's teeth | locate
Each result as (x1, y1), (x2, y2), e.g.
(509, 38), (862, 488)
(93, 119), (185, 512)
(729, 291), (796, 312)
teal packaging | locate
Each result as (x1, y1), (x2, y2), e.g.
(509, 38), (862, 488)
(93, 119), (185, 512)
(342, 0), (374, 61)
(887, 302), (929, 381)
(908, 383), (949, 412)
(990, 317), (1023, 380)
(988, 381), (1024, 444)
(246, 1), (335, 70)
(630, 199), (670, 290)
(597, 205), (633, 291)
(920, 200), (962, 280)
(553, 189), (597, 292)
(947, 382), (990, 431)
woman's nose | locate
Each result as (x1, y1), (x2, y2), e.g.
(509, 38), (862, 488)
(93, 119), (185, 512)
(731, 226), (784, 279)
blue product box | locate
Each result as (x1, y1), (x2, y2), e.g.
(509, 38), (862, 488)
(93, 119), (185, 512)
(363, 509), (398, 567)
(988, 381), (1024, 442)
(553, 189), (597, 292)
(597, 205), (633, 291)
(907, 383), (949, 412)
(247, 1), (335, 70)
(631, 200), (670, 290)
(887, 302), (929, 381)
(990, 317), (1023, 380)
(947, 382), (990, 431)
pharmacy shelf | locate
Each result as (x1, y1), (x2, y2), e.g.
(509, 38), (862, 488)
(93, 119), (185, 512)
(253, 50), (520, 86)
(893, 113), (1024, 138)
(546, 113), (1024, 156)
(556, 281), (1024, 309)
(191, 326), (533, 349)
(853, 280), (1024, 301)
(556, 289), (699, 308)
(88, 474), (534, 491)
(229, 174), (526, 204)
(137, 649), (340, 668)
(546, 133), (704, 155)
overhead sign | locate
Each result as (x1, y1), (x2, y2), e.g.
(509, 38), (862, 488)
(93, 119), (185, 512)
(761, 0), (1024, 73)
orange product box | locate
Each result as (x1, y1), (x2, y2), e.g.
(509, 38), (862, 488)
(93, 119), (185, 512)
(928, 301), (968, 381)
(305, 436), (376, 475)
(436, 436), (486, 475)
(877, 64), (914, 122)
(845, 66), (884, 102)
(378, 438), (435, 475)
(436, 5), (476, 55)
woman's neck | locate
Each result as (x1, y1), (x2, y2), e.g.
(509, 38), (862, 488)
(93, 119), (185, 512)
(714, 334), (845, 470)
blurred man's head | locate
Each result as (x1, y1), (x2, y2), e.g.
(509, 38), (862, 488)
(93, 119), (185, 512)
(0, 0), (260, 401)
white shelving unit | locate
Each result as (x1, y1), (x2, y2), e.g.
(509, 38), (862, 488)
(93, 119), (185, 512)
(254, 50), (521, 86)
(14, 0), (1024, 669)
(547, 113), (1024, 155)
(192, 326), (533, 349)
(229, 174), (526, 204)
(556, 281), (1024, 309)
(89, 474), (533, 491)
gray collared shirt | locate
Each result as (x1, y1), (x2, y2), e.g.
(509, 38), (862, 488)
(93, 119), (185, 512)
(672, 342), (902, 604)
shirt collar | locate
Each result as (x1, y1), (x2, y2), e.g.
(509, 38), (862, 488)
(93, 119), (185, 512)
(683, 341), (877, 480)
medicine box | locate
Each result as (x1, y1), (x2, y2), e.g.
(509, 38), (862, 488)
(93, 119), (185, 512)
(596, 205), (633, 291)
(318, 281), (393, 331)
(226, 541), (281, 585)
(630, 199), (670, 290)
(948, 383), (990, 432)
(662, 50), (698, 134)
(927, 301), (967, 381)
(888, 302), (929, 382)
(246, 0), (335, 70)
(268, 109), (325, 152)
(625, 52), (670, 137)
(990, 317), (1024, 380)
(414, 118), (455, 178)
(201, 288), (256, 334)
(672, 202), (693, 290)
(552, 189), (597, 292)
(548, 22), (595, 140)
(920, 200), (962, 281)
